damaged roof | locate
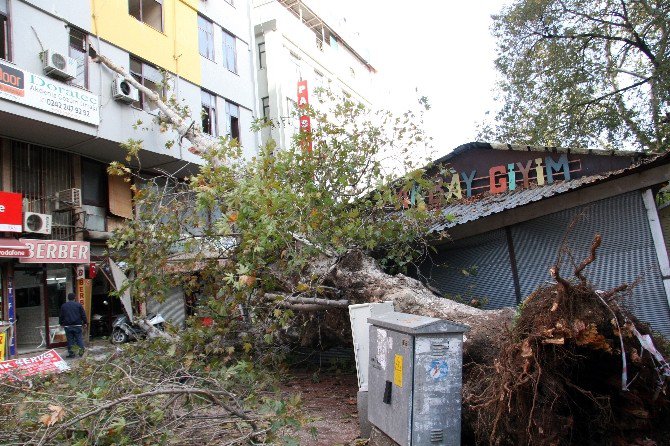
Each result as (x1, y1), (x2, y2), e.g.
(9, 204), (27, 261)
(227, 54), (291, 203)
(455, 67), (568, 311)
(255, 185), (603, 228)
(432, 142), (651, 167)
(429, 151), (670, 234)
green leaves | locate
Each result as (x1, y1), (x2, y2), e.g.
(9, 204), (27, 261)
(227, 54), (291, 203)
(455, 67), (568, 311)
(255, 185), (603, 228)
(483, 0), (670, 152)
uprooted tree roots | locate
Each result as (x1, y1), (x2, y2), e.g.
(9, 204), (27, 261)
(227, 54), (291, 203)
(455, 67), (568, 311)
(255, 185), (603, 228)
(464, 234), (670, 445)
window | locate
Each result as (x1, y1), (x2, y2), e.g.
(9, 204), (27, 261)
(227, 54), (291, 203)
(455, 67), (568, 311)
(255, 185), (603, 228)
(129, 0), (163, 32)
(81, 158), (107, 207)
(258, 42), (266, 69)
(1, 0), (10, 61)
(261, 96), (269, 120)
(223, 30), (236, 73)
(226, 101), (240, 141)
(198, 15), (214, 60)
(68, 28), (88, 88)
(129, 56), (163, 112)
(201, 90), (217, 136)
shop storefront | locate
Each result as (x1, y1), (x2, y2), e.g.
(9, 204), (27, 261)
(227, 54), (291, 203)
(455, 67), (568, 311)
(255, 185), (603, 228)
(0, 238), (90, 356)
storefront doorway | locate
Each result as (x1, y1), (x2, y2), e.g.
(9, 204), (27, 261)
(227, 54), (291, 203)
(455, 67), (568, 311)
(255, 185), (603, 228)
(13, 264), (71, 352)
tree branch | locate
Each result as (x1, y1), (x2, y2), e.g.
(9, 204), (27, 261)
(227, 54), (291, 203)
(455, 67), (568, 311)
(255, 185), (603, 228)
(39, 387), (257, 445)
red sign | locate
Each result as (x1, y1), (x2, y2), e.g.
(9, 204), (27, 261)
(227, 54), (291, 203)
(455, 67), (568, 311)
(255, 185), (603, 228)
(19, 239), (90, 263)
(297, 80), (312, 153)
(0, 349), (69, 380)
(89, 262), (97, 279)
(0, 238), (29, 257)
(0, 192), (23, 232)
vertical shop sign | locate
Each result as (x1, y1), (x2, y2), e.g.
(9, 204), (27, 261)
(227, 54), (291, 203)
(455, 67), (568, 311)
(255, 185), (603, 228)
(7, 276), (15, 356)
(77, 278), (92, 340)
(297, 80), (312, 153)
(0, 331), (6, 361)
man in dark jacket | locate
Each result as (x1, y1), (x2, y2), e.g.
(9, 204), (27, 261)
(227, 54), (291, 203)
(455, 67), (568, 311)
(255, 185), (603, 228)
(59, 293), (87, 358)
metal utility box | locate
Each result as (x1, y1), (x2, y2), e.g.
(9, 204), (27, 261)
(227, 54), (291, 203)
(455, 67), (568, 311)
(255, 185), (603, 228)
(368, 312), (468, 446)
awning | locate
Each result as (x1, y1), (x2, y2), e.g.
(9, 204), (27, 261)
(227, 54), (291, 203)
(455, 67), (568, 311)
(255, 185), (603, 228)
(0, 239), (29, 258)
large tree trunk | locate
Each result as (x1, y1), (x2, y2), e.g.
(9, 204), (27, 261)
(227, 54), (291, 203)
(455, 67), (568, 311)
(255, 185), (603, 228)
(316, 250), (514, 364)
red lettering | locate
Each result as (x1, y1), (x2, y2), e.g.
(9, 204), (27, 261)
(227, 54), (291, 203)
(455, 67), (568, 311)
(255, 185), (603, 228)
(489, 165), (507, 194)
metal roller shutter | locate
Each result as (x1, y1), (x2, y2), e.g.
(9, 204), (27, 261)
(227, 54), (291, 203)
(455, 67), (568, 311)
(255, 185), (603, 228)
(147, 287), (186, 328)
(421, 228), (517, 309)
(511, 191), (670, 337)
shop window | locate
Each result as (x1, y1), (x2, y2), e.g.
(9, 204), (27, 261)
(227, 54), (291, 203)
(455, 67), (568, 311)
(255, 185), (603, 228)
(223, 30), (236, 73)
(129, 56), (163, 112)
(201, 90), (217, 136)
(82, 158), (107, 207)
(1, 0), (10, 61)
(261, 96), (269, 120)
(258, 42), (266, 69)
(198, 15), (214, 60)
(16, 287), (40, 308)
(68, 28), (88, 89)
(226, 101), (240, 141)
(129, 0), (163, 32)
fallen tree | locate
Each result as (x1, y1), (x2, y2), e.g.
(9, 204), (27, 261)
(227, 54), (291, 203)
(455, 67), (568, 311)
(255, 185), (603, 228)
(71, 53), (669, 446)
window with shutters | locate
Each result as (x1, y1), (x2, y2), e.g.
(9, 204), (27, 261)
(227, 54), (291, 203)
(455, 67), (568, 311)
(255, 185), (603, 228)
(0, 0), (10, 61)
(223, 30), (237, 73)
(201, 90), (217, 136)
(226, 101), (240, 142)
(129, 0), (163, 32)
(129, 56), (163, 112)
(198, 15), (214, 61)
(68, 28), (88, 89)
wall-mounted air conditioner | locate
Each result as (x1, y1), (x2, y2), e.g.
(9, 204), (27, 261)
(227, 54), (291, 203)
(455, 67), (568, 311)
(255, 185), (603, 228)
(42, 49), (77, 81)
(112, 77), (139, 104)
(55, 188), (82, 211)
(23, 212), (52, 235)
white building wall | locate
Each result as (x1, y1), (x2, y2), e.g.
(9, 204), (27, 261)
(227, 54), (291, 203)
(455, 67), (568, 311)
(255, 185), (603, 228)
(252, 0), (376, 150)
(1, 0), (257, 168)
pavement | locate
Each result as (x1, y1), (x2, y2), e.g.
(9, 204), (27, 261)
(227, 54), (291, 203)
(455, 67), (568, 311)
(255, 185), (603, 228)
(14, 338), (118, 362)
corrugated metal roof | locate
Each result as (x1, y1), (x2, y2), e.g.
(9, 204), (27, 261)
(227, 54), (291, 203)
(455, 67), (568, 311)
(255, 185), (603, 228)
(429, 152), (670, 233)
(431, 141), (652, 167)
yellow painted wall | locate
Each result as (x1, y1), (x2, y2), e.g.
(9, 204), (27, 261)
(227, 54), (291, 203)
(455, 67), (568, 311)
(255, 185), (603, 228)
(91, 0), (200, 85)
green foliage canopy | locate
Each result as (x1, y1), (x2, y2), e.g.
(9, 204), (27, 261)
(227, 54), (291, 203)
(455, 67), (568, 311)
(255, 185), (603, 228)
(482, 0), (670, 151)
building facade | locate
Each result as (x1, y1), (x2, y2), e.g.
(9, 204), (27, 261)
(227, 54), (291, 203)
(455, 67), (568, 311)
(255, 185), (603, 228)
(0, 0), (258, 356)
(253, 0), (376, 148)
(417, 143), (670, 337)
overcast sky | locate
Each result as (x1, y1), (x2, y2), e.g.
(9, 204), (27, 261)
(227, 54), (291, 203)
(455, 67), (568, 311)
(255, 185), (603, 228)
(318, 1), (504, 160)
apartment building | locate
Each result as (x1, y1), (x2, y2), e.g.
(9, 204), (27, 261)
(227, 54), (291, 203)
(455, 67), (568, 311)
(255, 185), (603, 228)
(253, 0), (376, 148)
(0, 0), (257, 356)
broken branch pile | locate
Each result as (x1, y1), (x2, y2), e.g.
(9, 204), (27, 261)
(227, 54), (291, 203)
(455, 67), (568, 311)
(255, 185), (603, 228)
(463, 234), (670, 445)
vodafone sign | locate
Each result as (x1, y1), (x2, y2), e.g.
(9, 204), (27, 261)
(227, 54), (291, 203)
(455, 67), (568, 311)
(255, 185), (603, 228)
(0, 192), (23, 232)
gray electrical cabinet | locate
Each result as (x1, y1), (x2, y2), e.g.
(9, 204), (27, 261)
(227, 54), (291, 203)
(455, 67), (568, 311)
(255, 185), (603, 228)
(368, 312), (468, 446)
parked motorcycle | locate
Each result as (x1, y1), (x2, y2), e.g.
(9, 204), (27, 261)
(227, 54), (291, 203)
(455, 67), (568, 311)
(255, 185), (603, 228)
(110, 313), (166, 344)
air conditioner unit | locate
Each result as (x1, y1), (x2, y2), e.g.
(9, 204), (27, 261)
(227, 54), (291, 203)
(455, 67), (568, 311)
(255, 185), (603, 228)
(112, 76), (139, 104)
(23, 212), (52, 235)
(42, 49), (77, 80)
(55, 188), (82, 210)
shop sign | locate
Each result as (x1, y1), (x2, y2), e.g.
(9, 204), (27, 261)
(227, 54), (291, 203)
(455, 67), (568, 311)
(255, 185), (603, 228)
(7, 276), (15, 356)
(0, 349), (69, 380)
(297, 80), (312, 153)
(0, 192), (23, 232)
(19, 239), (90, 263)
(0, 60), (99, 126)
(398, 154), (574, 208)
(0, 332), (6, 361)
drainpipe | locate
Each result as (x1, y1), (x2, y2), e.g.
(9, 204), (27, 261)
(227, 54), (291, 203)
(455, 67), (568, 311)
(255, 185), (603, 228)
(248, 0), (262, 152)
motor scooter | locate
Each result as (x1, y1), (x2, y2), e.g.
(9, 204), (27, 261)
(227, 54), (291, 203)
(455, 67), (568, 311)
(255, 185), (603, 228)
(110, 313), (166, 344)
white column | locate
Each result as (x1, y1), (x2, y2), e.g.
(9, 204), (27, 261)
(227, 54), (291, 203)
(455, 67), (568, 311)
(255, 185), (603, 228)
(642, 189), (670, 309)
